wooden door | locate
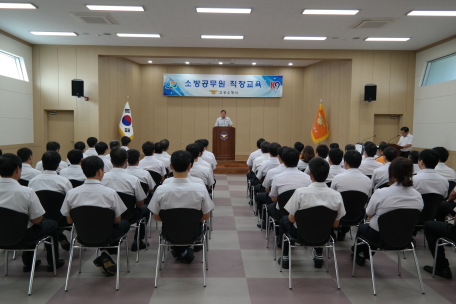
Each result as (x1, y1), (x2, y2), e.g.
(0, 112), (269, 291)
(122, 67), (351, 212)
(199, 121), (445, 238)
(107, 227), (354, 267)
(374, 114), (401, 145)
(46, 111), (74, 160)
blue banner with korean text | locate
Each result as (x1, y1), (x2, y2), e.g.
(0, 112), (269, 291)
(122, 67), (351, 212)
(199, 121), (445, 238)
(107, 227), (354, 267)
(163, 74), (283, 97)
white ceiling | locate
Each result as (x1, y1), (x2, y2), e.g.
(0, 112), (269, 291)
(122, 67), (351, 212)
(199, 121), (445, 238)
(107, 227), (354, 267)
(1, 0), (456, 50)
(126, 57), (321, 66)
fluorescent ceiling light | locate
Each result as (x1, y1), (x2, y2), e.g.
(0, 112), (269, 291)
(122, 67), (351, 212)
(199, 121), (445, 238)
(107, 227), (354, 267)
(0, 3), (36, 9)
(117, 33), (160, 38)
(284, 36), (327, 40)
(86, 5), (144, 11)
(219, 62), (223, 65)
(185, 62), (190, 64)
(407, 10), (456, 16)
(252, 62), (256, 65)
(288, 63), (293, 66)
(196, 8), (251, 14)
(30, 31), (77, 36)
(303, 9), (359, 15)
(148, 60), (152, 63)
(201, 35), (244, 39)
(365, 37), (410, 41)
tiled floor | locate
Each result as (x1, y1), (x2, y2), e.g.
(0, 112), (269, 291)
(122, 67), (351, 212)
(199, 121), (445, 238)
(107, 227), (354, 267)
(1, 174), (455, 303)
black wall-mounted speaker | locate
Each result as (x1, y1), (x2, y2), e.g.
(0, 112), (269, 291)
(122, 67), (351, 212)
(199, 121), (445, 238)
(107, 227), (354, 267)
(364, 84), (377, 102)
(72, 79), (84, 98)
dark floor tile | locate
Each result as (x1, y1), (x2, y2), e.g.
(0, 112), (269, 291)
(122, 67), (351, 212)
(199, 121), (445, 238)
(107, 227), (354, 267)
(238, 231), (272, 250)
(233, 206), (255, 217)
(213, 197), (232, 206)
(212, 216), (237, 231)
(214, 185), (229, 191)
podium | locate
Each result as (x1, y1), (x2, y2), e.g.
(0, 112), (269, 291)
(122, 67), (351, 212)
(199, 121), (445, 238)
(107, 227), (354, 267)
(388, 144), (402, 157)
(213, 127), (235, 160)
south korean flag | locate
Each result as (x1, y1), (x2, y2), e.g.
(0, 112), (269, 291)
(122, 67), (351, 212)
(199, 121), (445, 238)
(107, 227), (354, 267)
(119, 102), (134, 139)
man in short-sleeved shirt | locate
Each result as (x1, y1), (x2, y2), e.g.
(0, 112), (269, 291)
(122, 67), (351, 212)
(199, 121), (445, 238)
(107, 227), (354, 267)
(256, 142), (281, 181)
(17, 147), (41, 182)
(154, 142), (171, 172)
(326, 149), (346, 183)
(59, 149), (87, 182)
(126, 149), (156, 198)
(371, 147), (398, 190)
(398, 127), (413, 157)
(252, 141), (271, 174)
(246, 138), (265, 180)
(139, 141), (166, 183)
(215, 110), (233, 127)
(433, 147), (456, 182)
(84, 137), (98, 157)
(359, 143), (382, 177)
(413, 149), (449, 197)
(29, 152), (73, 195)
(35, 141), (68, 174)
(163, 160), (205, 187)
(186, 143), (214, 188)
(95, 141), (113, 173)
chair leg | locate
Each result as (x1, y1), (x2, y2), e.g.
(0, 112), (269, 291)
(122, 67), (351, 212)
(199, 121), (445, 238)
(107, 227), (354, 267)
(397, 251), (401, 276)
(273, 225), (277, 260)
(79, 246), (83, 273)
(325, 247), (329, 272)
(332, 244), (341, 290)
(352, 239), (358, 277)
(412, 246), (425, 294)
(28, 246), (38, 295)
(148, 213), (152, 238)
(50, 237), (57, 276)
(203, 237), (207, 287)
(4, 250), (8, 276)
(136, 225), (140, 263)
(116, 243), (121, 290)
(65, 241), (75, 291)
(280, 234), (285, 272)
(155, 244), (161, 288)
(432, 239), (439, 278)
(403, 251), (407, 259)
(288, 239), (292, 290)
(156, 219), (158, 230)
(266, 212), (269, 244)
(125, 235), (130, 273)
(12, 251), (16, 260)
(349, 227), (353, 240)
(368, 248), (376, 296)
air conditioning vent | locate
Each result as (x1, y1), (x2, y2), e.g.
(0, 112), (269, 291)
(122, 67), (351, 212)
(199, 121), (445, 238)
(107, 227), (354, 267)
(353, 20), (393, 29)
(70, 13), (117, 25)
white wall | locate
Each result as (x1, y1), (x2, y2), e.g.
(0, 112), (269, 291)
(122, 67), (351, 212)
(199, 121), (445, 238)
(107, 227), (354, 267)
(414, 39), (456, 150)
(0, 33), (33, 145)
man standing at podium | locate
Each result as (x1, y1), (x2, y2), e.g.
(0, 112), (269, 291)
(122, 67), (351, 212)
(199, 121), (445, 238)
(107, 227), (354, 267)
(398, 126), (413, 158)
(215, 110), (233, 127)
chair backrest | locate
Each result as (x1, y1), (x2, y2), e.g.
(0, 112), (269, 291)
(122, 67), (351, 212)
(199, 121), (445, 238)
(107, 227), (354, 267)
(159, 208), (203, 244)
(117, 192), (136, 222)
(277, 189), (296, 216)
(0, 207), (29, 249)
(339, 191), (369, 225)
(18, 179), (29, 187)
(418, 193), (444, 224)
(326, 182), (332, 188)
(148, 170), (162, 188)
(366, 175), (372, 179)
(295, 206), (338, 246)
(140, 182), (149, 196)
(70, 206), (116, 247)
(378, 209), (421, 250)
(378, 182), (389, 189)
(447, 181), (456, 200)
(36, 190), (66, 222)
(69, 179), (84, 188)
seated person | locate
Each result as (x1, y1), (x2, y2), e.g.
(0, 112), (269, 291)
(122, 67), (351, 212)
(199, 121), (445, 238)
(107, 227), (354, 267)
(96, 141), (113, 173)
(326, 148), (346, 183)
(66, 141), (86, 165)
(341, 144), (356, 168)
(126, 149), (155, 195)
(298, 146), (314, 171)
(358, 143), (382, 177)
(106, 140), (120, 161)
(201, 139), (217, 169)
(84, 137), (98, 157)
(186, 144), (214, 189)
(35, 141), (68, 173)
(149, 150), (214, 263)
(433, 147), (456, 182)
(101, 147), (149, 252)
(138, 141), (166, 183)
(252, 141), (271, 176)
(279, 157), (346, 269)
(325, 143), (339, 162)
(247, 138), (266, 180)
(194, 141), (213, 172)
(59, 149), (87, 182)
(154, 142), (171, 173)
(161, 139), (171, 159)
(197, 139), (216, 171)
(304, 144), (329, 174)
(371, 147), (398, 190)
(409, 151), (420, 174)
(17, 147), (41, 182)
(294, 142), (304, 158)
(375, 142), (389, 165)
(331, 150), (372, 241)
(60, 156), (129, 276)
(163, 156), (205, 187)
(0, 153), (64, 272)
(121, 136), (131, 151)
(255, 142), (281, 188)
(413, 149), (448, 197)
(352, 158), (423, 266)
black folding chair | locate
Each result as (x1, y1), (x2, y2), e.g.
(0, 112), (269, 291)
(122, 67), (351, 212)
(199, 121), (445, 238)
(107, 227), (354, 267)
(416, 193), (444, 247)
(339, 191), (369, 239)
(155, 208), (207, 287)
(18, 179), (29, 186)
(36, 191), (73, 240)
(148, 170), (162, 190)
(352, 209), (424, 295)
(446, 181), (456, 200)
(366, 175), (372, 179)
(378, 182), (390, 189)
(65, 206), (129, 291)
(0, 207), (57, 295)
(326, 182), (332, 188)
(69, 179), (84, 188)
(280, 207), (340, 290)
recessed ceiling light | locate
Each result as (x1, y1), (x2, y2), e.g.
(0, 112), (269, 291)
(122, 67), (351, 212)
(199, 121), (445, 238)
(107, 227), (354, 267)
(185, 62), (190, 64)
(148, 61), (152, 63)
(284, 36), (327, 40)
(116, 33), (160, 38)
(30, 31), (77, 36)
(303, 9), (359, 15)
(86, 5), (144, 11)
(407, 10), (456, 16)
(365, 37), (410, 41)
(219, 62), (223, 65)
(196, 8), (251, 14)
(252, 62), (256, 65)
(201, 35), (244, 39)
(0, 3), (36, 9)
(288, 63), (293, 66)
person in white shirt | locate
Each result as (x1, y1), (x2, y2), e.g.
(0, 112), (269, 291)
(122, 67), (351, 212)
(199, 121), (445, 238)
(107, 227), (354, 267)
(256, 142), (281, 182)
(126, 149), (155, 195)
(278, 157), (346, 269)
(413, 149), (449, 197)
(84, 137), (98, 157)
(102, 147), (149, 252)
(121, 136), (131, 151)
(325, 143), (339, 162)
(298, 146), (314, 171)
(252, 141), (271, 175)
(106, 140), (121, 161)
(215, 109), (233, 127)
(138, 141), (166, 184)
(17, 147), (41, 182)
(59, 149), (87, 183)
(408, 151), (421, 174)
(66, 141), (87, 165)
(197, 139), (217, 171)
(194, 141), (213, 171)
(358, 143), (383, 177)
(153, 142), (171, 173)
(186, 144), (214, 189)
(371, 147), (398, 190)
(149, 150), (215, 263)
(352, 158), (423, 266)
(433, 147), (456, 182)
(35, 141), (68, 173)
(247, 138), (265, 180)
(341, 144), (356, 168)
(304, 145), (329, 175)
(160, 139), (171, 160)
(60, 156), (129, 276)
(398, 126), (413, 158)
(0, 154), (64, 272)
(163, 158), (205, 187)
(95, 141), (113, 173)
(326, 148), (346, 183)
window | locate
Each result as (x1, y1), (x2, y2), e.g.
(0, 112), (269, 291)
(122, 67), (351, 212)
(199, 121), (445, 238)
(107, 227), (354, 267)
(0, 50), (29, 81)
(422, 52), (456, 86)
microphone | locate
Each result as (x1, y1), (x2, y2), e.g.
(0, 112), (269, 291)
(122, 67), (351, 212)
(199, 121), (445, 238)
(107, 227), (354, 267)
(388, 135), (400, 143)
(359, 135), (376, 143)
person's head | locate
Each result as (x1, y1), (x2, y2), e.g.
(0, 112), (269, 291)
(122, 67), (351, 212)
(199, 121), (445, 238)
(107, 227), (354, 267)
(194, 141), (205, 156)
(277, 146), (286, 162)
(269, 142), (280, 157)
(408, 151), (419, 164)
(365, 141), (374, 147)
(110, 146), (127, 168)
(109, 140), (121, 150)
(155, 142), (164, 154)
(344, 150), (362, 169)
(87, 137), (98, 148)
(74, 141), (86, 151)
(127, 149), (141, 166)
(308, 157), (330, 183)
(378, 142), (389, 155)
(170, 150), (192, 173)
(121, 136), (131, 147)
(81, 156), (104, 180)
(418, 149), (440, 169)
(260, 141), (270, 154)
(329, 143), (339, 150)
(195, 139), (206, 150)
(220, 110), (226, 118)
(433, 147), (449, 163)
(383, 147), (398, 163)
(345, 144), (355, 152)
(42, 151), (61, 171)
(328, 149), (343, 165)
(256, 138), (265, 149)
(67, 149), (84, 165)
(160, 139), (170, 151)
(186, 143), (200, 160)
(400, 126), (410, 137)
(46, 141), (60, 152)
(201, 139), (209, 148)
(316, 144), (329, 158)
(17, 147), (33, 163)
(389, 157), (413, 187)
(294, 142), (304, 153)
(95, 141), (109, 156)
(364, 143), (377, 158)
(142, 141), (155, 156)
(301, 145), (315, 163)
(0, 153), (22, 179)
(281, 148), (300, 168)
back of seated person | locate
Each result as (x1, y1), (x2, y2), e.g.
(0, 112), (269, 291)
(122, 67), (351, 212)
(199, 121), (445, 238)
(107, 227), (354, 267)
(408, 151), (420, 174)
(298, 145), (314, 171)
(246, 138), (265, 175)
(85, 137), (98, 157)
(326, 148), (345, 183)
(252, 141), (271, 173)
(121, 136), (131, 151)
(106, 140), (120, 160)
(66, 141), (86, 165)
(186, 143), (214, 189)
(154, 142), (171, 171)
(371, 147), (398, 189)
(256, 142), (281, 182)
(197, 139), (216, 171)
(342, 144), (356, 168)
(17, 147), (41, 182)
(96, 141), (113, 173)
(29, 151), (73, 194)
(304, 144), (329, 174)
(138, 141), (166, 182)
(358, 143), (383, 176)
(413, 149), (448, 197)
(433, 147), (456, 182)
(163, 158), (205, 187)
(294, 142), (304, 158)
(325, 142), (339, 162)
(194, 141), (212, 171)
(126, 149), (155, 194)
(59, 149), (87, 182)
(376, 142), (389, 165)
(149, 150), (214, 264)
(160, 139), (171, 159)
(35, 141), (68, 173)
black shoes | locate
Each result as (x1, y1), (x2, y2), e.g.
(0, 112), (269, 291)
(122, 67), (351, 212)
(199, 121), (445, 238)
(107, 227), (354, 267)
(59, 234), (71, 251)
(337, 232), (346, 242)
(313, 257), (324, 268)
(257, 221), (266, 229)
(93, 252), (117, 276)
(350, 253), (366, 266)
(278, 257), (289, 269)
(131, 241), (149, 252)
(23, 260), (41, 272)
(47, 259), (65, 272)
(183, 248), (195, 264)
(423, 265), (452, 279)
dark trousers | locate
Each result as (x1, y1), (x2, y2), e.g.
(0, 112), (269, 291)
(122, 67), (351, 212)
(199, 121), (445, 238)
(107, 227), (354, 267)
(247, 171), (255, 181)
(133, 205), (150, 242)
(424, 221), (456, 269)
(23, 219), (60, 266)
(435, 201), (456, 222)
(353, 223), (380, 258)
(255, 192), (270, 219)
(400, 152), (410, 158)
(278, 216), (322, 256)
(267, 203), (282, 221)
(171, 223), (204, 254)
(107, 220), (131, 247)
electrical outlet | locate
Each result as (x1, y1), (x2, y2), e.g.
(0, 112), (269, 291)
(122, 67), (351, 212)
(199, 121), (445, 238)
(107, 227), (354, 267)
(358, 137), (361, 141)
